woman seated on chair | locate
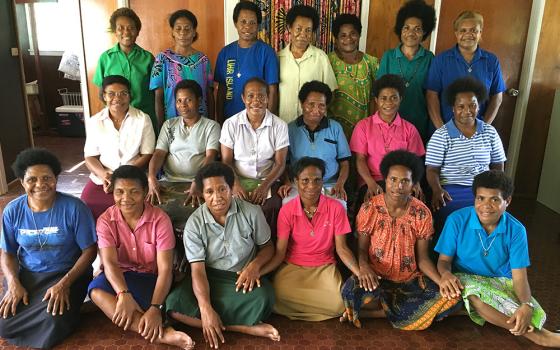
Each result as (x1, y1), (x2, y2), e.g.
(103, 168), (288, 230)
(436, 170), (560, 348)
(261, 157), (360, 321)
(87, 165), (194, 349)
(0, 148), (97, 349)
(165, 162), (280, 348)
(340, 150), (461, 329)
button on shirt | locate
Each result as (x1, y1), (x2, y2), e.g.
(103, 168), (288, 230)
(278, 45), (338, 123)
(277, 195), (351, 267)
(423, 45), (506, 123)
(350, 112), (425, 182)
(96, 203), (175, 274)
(184, 198), (271, 272)
(425, 119), (506, 186)
(156, 116), (221, 182)
(288, 116), (351, 183)
(84, 106), (155, 185)
(220, 109), (289, 179)
(435, 206), (530, 278)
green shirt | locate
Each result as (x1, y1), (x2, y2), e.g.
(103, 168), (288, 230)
(94, 44), (156, 131)
(377, 45), (434, 142)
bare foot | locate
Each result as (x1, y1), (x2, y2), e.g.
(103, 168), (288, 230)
(339, 310), (361, 328)
(248, 323), (281, 341)
(160, 327), (195, 349)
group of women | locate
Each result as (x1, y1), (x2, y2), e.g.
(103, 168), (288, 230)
(1, 0), (560, 349)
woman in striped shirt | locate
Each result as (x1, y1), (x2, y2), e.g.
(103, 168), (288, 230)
(425, 76), (506, 234)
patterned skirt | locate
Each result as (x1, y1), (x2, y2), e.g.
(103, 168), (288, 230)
(456, 273), (547, 329)
(341, 275), (462, 330)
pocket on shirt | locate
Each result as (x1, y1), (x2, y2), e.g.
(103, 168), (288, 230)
(324, 138), (338, 145)
(142, 241), (157, 263)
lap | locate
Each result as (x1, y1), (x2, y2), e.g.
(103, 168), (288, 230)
(88, 271), (157, 310)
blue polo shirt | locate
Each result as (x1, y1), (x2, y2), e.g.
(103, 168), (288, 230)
(215, 40), (279, 119)
(425, 119), (506, 186)
(435, 206), (529, 278)
(423, 45), (506, 123)
(288, 116), (351, 183)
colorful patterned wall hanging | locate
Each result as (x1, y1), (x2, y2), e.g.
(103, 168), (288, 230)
(250, 0), (362, 52)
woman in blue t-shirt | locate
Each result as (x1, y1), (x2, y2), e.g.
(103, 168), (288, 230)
(0, 148), (97, 349)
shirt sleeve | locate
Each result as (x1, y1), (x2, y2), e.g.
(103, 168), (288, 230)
(250, 204), (271, 246)
(335, 122), (351, 160)
(321, 53), (338, 91)
(276, 205), (292, 240)
(73, 200), (98, 249)
(206, 121), (221, 151)
(376, 51), (390, 79)
(349, 120), (368, 155)
(0, 205), (19, 254)
(263, 44), (280, 85)
(83, 118), (101, 157)
(155, 119), (171, 152)
(93, 53), (106, 87)
(333, 202), (351, 235)
(140, 114), (156, 155)
(407, 123), (426, 157)
(489, 55), (507, 95)
(96, 213), (116, 249)
(415, 205), (434, 240)
(434, 212), (460, 257)
(219, 119), (235, 149)
(183, 214), (206, 263)
(355, 200), (376, 236)
(149, 53), (165, 91)
(154, 210), (175, 251)
(214, 48), (226, 84)
(425, 128), (446, 167)
(274, 119), (290, 151)
(423, 54), (442, 92)
(205, 57), (214, 87)
(488, 126), (507, 163)
(509, 225), (530, 269)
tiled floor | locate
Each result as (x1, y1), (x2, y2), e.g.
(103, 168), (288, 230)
(0, 136), (558, 349)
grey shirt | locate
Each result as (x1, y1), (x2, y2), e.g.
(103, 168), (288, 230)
(184, 198), (271, 272)
(156, 116), (221, 182)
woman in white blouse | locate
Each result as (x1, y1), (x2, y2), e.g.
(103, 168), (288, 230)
(81, 75), (155, 219)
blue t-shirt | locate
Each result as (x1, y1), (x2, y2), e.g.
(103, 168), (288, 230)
(423, 45), (506, 123)
(434, 206), (530, 278)
(288, 116), (351, 183)
(214, 40), (279, 118)
(1, 192), (97, 273)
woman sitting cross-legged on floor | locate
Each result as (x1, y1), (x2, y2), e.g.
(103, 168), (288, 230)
(87, 165), (194, 349)
(435, 170), (560, 347)
(340, 150), (462, 329)
(165, 162), (280, 349)
(260, 157), (360, 321)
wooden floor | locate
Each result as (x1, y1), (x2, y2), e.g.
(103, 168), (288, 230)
(0, 135), (558, 349)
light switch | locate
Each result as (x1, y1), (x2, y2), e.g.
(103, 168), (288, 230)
(10, 47), (19, 56)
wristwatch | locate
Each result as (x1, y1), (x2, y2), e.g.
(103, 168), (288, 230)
(150, 303), (164, 311)
(522, 301), (535, 309)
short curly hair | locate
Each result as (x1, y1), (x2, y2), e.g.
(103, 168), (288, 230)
(372, 74), (406, 98)
(379, 150), (424, 184)
(473, 170), (514, 199)
(286, 5), (319, 31)
(298, 80), (332, 105)
(195, 162), (235, 191)
(332, 13), (362, 37)
(12, 148), (61, 179)
(394, 0), (436, 41)
(174, 79), (202, 100)
(111, 165), (148, 190)
(292, 157), (326, 180)
(453, 10), (484, 31)
(109, 7), (142, 33)
(445, 76), (488, 107)
(233, 1), (262, 25)
(169, 9), (198, 42)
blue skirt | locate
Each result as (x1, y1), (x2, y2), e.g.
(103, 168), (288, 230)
(88, 271), (157, 310)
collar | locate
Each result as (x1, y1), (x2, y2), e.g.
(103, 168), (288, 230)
(372, 111), (403, 127)
(239, 109), (273, 129)
(279, 44), (317, 61)
(295, 115), (329, 132)
(467, 206), (507, 234)
(395, 45), (427, 61)
(109, 202), (156, 227)
(107, 43), (139, 55)
(201, 198), (239, 225)
(97, 106), (133, 122)
(451, 44), (485, 62)
(294, 194), (326, 217)
(444, 118), (484, 138)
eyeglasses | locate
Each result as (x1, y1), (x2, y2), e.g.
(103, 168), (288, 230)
(104, 90), (130, 99)
(401, 25), (423, 34)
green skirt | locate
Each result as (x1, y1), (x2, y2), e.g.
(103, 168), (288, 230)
(457, 273), (546, 329)
(166, 268), (274, 326)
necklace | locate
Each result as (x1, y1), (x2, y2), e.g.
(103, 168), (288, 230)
(30, 206), (54, 250)
(476, 230), (498, 257)
(396, 56), (422, 88)
(465, 61), (474, 73)
(235, 42), (251, 78)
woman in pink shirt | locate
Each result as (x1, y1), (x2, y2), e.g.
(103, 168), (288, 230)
(260, 157), (360, 321)
(350, 74), (425, 206)
(87, 165), (194, 349)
